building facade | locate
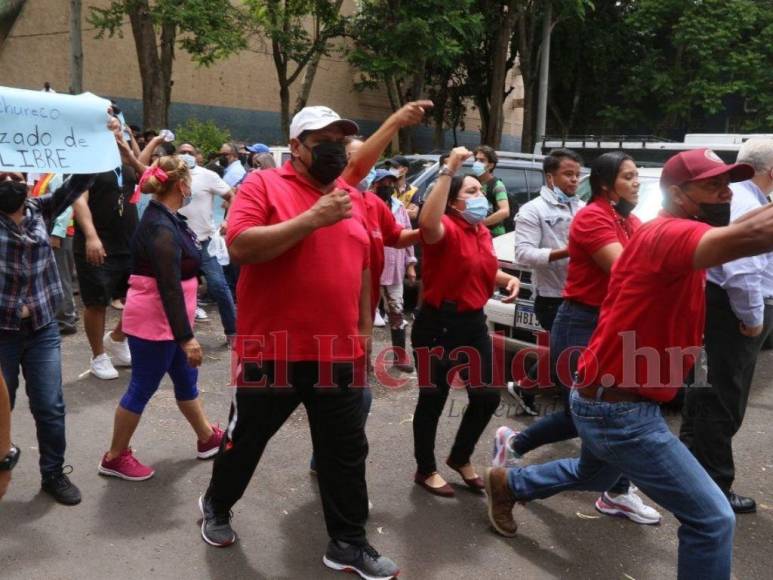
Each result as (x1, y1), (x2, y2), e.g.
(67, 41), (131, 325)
(0, 0), (524, 151)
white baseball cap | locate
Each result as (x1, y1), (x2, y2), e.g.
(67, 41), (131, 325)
(289, 106), (359, 140)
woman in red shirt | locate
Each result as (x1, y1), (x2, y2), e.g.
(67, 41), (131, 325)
(412, 147), (519, 497)
(492, 152), (660, 524)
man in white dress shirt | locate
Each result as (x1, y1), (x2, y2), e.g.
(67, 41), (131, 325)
(680, 138), (773, 514)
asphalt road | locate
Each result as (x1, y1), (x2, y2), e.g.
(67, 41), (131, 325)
(2, 307), (772, 579)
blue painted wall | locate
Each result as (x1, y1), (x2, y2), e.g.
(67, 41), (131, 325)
(111, 97), (521, 154)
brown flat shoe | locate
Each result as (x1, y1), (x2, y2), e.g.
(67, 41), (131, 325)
(484, 468), (518, 537)
(414, 471), (455, 497)
(446, 459), (485, 490)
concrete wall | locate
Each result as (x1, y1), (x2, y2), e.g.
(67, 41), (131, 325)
(0, 0), (522, 152)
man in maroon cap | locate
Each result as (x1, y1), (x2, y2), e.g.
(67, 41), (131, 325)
(484, 149), (773, 579)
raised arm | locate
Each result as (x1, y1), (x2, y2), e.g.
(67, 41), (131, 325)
(341, 100), (433, 187)
(419, 147), (471, 245)
(693, 203), (773, 269)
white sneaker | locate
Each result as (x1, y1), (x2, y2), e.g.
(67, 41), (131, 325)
(373, 311), (386, 327)
(595, 486), (662, 525)
(195, 307), (210, 322)
(506, 381), (539, 416)
(491, 426), (522, 468)
(91, 353), (119, 380)
(103, 331), (131, 367)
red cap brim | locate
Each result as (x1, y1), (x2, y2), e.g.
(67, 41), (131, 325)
(687, 162), (755, 185)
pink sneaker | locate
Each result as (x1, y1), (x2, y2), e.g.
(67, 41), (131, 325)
(197, 424), (224, 459)
(98, 449), (155, 481)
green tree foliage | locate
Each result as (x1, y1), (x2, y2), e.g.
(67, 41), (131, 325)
(549, 0), (773, 138)
(89, 0), (245, 129)
(174, 118), (231, 158)
(347, 0), (482, 151)
(239, 0), (347, 140)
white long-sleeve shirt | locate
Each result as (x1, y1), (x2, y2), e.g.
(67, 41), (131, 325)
(707, 180), (773, 327)
(514, 186), (584, 298)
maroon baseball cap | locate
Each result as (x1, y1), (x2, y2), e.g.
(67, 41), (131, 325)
(660, 148), (754, 190)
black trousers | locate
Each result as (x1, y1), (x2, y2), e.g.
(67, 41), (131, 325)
(680, 283), (773, 492)
(206, 361), (368, 545)
(533, 295), (563, 332)
(411, 305), (501, 475)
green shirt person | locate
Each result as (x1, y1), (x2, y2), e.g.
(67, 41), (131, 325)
(472, 145), (510, 237)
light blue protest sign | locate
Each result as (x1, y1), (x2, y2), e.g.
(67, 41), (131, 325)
(0, 86), (120, 174)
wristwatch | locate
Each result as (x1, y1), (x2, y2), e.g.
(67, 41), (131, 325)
(438, 166), (455, 178)
(0, 445), (20, 471)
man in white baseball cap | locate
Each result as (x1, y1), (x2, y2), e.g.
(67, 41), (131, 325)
(289, 105), (359, 140)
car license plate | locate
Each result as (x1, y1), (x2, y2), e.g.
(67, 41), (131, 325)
(515, 301), (541, 332)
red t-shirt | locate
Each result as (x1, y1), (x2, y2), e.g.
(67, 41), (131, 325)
(563, 199), (642, 307)
(421, 214), (498, 312)
(359, 190), (403, 314)
(577, 212), (712, 402)
(226, 161), (370, 362)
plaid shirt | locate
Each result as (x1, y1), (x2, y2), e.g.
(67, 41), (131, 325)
(0, 174), (95, 331)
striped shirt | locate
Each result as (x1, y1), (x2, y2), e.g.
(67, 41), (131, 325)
(0, 174), (95, 330)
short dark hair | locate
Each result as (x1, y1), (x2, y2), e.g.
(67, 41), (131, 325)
(474, 145), (498, 168)
(590, 151), (634, 198)
(543, 148), (583, 175)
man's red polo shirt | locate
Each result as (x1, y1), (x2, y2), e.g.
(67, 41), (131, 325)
(226, 162), (370, 362)
(359, 190), (403, 314)
(577, 212), (712, 402)
(563, 199), (641, 307)
(420, 214), (498, 312)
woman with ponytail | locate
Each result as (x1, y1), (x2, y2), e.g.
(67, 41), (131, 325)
(99, 156), (224, 481)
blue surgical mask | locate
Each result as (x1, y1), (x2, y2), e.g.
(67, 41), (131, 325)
(365, 167), (377, 188)
(471, 161), (487, 177)
(553, 186), (571, 204)
(459, 196), (489, 224)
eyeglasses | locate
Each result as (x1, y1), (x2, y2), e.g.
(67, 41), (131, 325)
(0, 173), (24, 183)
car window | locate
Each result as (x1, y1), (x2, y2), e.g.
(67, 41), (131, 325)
(526, 170), (544, 200)
(495, 168), (529, 208)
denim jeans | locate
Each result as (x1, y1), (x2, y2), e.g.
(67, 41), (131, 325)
(514, 301), (629, 495)
(200, 239), (237, 336)
(0, 320), (66, 477)
(508, 390), (735, 580)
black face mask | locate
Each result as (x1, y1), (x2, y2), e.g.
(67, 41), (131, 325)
(696, 202), (731, 227)
(219, 155), (230, 167)
(0, 180), (28, 214)
(375, 184), (394, 203)
(684, 192), (731, 227)
(303, 141), (348, 185)
(612, 197), (637, 218)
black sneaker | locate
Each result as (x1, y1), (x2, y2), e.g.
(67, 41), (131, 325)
(199, 494), (237, 547)
(41, 466), (81, 505)
(323, 540), (399, 580)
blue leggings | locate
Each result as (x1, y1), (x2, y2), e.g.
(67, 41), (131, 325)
(119, 336), (199, 414)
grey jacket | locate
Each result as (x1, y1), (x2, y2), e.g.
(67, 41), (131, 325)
(514, 186), (584, 298)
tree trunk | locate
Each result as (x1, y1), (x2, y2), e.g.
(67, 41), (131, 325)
(294, 50), (322, 114)
(431, 81), (449, 150)
(69, 0), (83, 94)
(293, 0), (344, 115)
(128, 1), (166, 130)
(484, 1), (518, 148)
(158, 19), (176, 128)
(279, 82), (291, 141)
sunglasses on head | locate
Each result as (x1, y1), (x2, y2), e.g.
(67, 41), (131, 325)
(0, 173), (24, 183)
